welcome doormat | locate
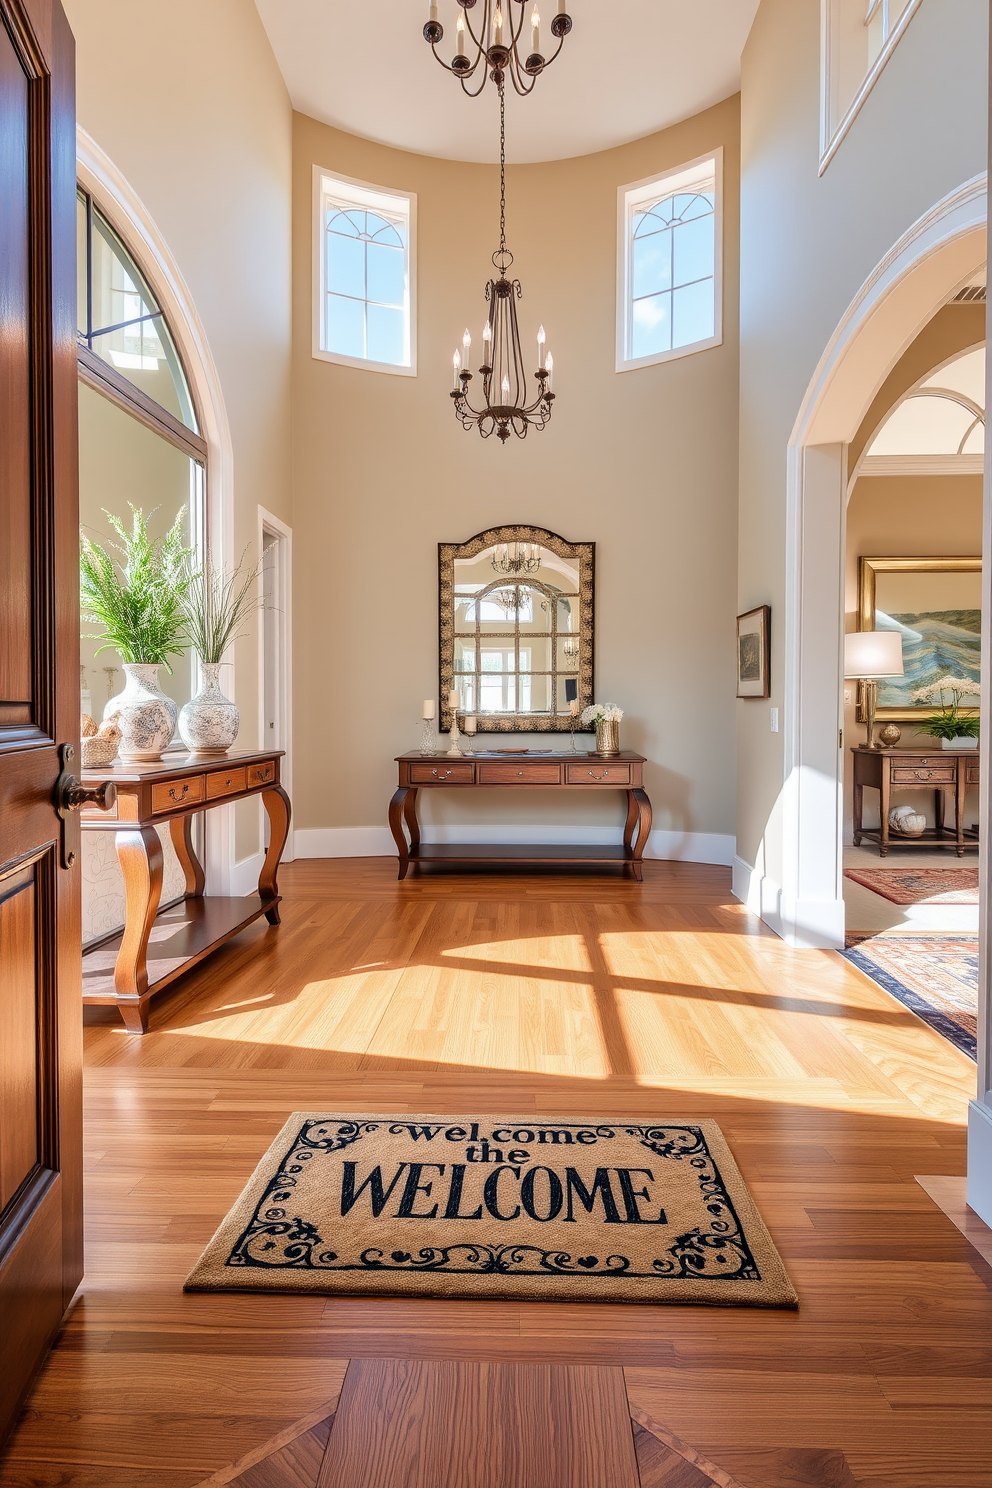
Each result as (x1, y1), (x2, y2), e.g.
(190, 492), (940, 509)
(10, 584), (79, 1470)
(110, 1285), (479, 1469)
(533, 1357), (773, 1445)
(843, 867), (978, 905)
(186, 1113), (798, 1308)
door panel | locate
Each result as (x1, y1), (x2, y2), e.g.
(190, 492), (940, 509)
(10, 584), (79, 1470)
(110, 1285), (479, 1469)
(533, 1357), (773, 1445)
(0, 24), (32, 705)
(0, 0), (81, 1448)
(0, 867), (40, 1211)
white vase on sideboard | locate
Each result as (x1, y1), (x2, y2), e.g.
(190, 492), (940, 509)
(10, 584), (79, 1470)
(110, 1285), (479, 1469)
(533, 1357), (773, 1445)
(103, 664), (177, 762)
(179, 662), (240, 755)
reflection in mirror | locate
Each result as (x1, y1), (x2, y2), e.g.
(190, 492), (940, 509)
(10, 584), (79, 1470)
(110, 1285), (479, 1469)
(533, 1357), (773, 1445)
(439, 526), (594, 732)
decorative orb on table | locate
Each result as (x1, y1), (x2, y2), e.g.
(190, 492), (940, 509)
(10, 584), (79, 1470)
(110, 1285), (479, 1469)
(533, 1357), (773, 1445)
(878, 723), (902, 748)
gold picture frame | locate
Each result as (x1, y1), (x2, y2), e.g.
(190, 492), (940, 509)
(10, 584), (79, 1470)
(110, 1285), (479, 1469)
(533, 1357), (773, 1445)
(857, 556), (981, 723)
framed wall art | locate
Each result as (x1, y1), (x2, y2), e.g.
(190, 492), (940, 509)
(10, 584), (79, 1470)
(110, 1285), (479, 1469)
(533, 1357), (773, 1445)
(737, 605), (771, 699)
(858, 556), (981, 722)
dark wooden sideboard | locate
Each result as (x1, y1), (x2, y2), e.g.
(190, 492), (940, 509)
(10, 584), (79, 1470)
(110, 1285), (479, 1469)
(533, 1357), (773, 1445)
(81, 749), (290, 1032)
(851, 746), (978, 856)
(390, 751), (652, 879)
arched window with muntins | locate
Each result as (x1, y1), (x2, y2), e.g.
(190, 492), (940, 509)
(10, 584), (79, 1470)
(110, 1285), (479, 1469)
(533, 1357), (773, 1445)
(618, 154), (722, 371)
(315, 170), (415, 374)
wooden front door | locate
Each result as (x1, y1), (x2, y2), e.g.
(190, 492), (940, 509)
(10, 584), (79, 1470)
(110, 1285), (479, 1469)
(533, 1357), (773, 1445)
(0, 0), (81, 1444)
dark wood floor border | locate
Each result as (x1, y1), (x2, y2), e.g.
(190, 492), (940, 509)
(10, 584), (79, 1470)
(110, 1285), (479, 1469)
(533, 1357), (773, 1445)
(628, 1403), (749, 1488)
(192, 1403), (338, 1487)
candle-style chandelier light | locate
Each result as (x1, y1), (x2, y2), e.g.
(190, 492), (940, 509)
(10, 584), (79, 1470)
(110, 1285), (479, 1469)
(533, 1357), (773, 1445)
(451, 86), (555, 442)
(491, 541), (541, 575)
(424, 0), (572, 97)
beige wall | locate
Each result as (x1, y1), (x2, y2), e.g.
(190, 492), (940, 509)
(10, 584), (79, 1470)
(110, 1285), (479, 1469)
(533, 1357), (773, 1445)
(292, 99), (741, 850)
(737, 0), (988, 882)
(843, 473), (983, 831)
(65, 0), (293, 862)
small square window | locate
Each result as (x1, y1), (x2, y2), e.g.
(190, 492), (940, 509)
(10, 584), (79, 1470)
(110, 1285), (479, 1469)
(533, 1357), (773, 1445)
(313, 167), (416, 375)
(617, 153), (722, 373)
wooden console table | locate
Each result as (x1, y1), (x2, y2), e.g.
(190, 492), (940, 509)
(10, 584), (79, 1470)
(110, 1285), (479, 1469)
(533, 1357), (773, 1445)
(851, 745), (978, 857)
(390, 751), (651, 879)
(81, 748), (290, 1032)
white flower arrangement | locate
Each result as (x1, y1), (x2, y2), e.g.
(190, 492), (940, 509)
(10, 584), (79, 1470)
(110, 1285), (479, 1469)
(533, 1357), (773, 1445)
(910, 676), (980, 741)
(581, 702), (624, 725)
(911, 676), (981, 704)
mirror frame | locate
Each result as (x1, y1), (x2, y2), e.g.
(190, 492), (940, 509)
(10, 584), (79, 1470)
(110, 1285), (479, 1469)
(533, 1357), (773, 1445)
(439, 525), (595, 733)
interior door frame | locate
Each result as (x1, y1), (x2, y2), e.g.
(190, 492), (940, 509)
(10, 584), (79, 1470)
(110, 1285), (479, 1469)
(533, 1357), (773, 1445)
(258, 507), (294, 862)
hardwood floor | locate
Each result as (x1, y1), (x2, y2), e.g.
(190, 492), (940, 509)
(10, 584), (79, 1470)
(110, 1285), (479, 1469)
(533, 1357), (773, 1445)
(1, 858), (989, 1486)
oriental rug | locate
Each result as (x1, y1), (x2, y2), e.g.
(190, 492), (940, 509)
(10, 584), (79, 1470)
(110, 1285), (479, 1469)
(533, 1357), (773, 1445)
(842, 934), (977, 1059)
(186, 1112), (798, 1308)
(843, 866), (978, 905)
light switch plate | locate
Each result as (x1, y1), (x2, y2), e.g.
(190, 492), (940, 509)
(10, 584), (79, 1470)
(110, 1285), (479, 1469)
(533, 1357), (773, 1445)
(844, 687), (853, 705)
(770, 707), (779, 733)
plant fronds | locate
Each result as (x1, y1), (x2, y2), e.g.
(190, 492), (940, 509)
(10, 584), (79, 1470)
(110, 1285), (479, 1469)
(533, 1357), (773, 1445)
(80, 505), (194, 669)
(180, 550), (261, 665)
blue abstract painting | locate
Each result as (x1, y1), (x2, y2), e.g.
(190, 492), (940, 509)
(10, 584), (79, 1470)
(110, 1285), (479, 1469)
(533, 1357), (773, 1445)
(875, 608), (981, 708)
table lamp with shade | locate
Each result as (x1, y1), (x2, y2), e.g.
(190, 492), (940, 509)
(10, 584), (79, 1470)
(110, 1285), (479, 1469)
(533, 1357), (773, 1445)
(844, 631), (904, 750)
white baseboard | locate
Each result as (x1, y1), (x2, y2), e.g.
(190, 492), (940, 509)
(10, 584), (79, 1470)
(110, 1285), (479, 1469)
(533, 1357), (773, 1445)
(229, 849), (266, 897)
(294, 825), (735, 866)
(968, 1100), (992, 1228)
(732, 854), (845, 949)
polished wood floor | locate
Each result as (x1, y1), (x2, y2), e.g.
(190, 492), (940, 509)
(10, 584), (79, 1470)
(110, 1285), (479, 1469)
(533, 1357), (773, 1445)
(1, 858), (990, 1486)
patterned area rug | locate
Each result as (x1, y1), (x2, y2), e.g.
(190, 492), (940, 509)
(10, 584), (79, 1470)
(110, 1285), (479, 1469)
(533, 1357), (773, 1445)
(842, 935), (977, 1058)
(843, 867), (978, 905)
(186, 1112), (798, 1308)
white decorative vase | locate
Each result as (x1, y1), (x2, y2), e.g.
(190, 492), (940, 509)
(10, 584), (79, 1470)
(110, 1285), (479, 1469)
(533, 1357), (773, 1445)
(942, 735), (978, 750)
(179, 662), (240, 755)
(104, 663), (177, 762)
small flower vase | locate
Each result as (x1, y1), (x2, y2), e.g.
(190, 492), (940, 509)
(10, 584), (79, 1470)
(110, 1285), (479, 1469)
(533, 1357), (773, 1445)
(179, 662), (240, 755)
(595, 718), (620, 756)
(104, 663), (177, 762)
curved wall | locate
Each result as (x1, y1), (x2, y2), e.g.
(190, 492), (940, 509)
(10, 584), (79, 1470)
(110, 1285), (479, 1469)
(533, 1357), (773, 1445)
(292, 99), (741, 858)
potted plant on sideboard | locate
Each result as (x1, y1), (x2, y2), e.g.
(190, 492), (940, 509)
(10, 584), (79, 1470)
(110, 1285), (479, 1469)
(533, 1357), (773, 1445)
(178, 553), (260, 755)
(80, 506), (193, 761)
(912, 676), (981, 750)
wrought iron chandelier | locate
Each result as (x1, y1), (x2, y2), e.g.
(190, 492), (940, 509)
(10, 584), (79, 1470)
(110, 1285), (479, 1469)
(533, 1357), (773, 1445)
(424, 0), (572, 97)
(451, 86), (555, 442)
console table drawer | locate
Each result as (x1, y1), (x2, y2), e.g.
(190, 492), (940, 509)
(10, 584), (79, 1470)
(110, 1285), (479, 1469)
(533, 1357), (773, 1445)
(410, 762), (475, 784)
(206, 766), (247, 799)
(890, 765), (956, 784)
(151, 775), (204, 814)
(478, 762), (562, 784)
(967, 764), (981, 785)
(248, 759), (277, 788)
(566, 762), (632, 786)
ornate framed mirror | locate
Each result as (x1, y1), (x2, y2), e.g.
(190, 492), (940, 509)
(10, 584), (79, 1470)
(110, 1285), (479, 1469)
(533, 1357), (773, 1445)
(439, 525), (595, 733)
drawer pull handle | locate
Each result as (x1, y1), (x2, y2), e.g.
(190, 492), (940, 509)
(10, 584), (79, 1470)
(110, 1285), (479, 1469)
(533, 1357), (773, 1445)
(224, 778), (233, 786)
(917, 770), (933, 780)
(169, 784), (190, 802)
(431, 769), (453, 778)
(587, 769), (609, 780)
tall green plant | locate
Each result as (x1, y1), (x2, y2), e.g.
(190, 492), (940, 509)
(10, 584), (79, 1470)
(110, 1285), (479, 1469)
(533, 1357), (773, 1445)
(180, 551), (261, 665)
(80, 505), (193, 669)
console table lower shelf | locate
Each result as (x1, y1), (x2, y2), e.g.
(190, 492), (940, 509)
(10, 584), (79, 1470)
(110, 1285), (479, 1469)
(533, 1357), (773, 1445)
(80, 748), (289, 1033)
(391, 751), (651, 880)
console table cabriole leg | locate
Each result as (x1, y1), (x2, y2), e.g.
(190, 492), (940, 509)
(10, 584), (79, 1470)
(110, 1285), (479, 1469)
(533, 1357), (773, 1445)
(114, 824), (164, 1033)
(879, 768), (890, 857)
(259, 785), (292, 924)
(403, 787), (421, 853)
(623, 791), (639, 853)
(956, 766), (966, 857)
(389, 786), (412, 879)
(169, 811), (205, 897)
(629, 789), (652, 882)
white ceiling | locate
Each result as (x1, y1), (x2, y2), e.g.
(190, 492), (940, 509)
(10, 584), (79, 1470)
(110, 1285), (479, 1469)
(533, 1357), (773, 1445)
(254, 1), (760, 164)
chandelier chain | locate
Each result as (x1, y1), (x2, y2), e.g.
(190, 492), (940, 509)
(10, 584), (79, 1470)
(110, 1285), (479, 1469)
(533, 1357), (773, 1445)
(499, 80), (506, 261)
